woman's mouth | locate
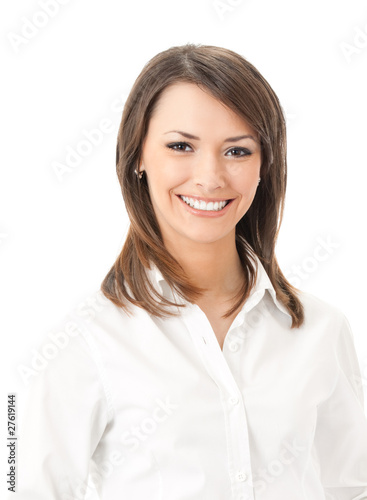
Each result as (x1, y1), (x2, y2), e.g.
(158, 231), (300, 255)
(178, 195), (232, 212)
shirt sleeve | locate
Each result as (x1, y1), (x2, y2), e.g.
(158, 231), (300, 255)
(12, 315), (111, 500)
(312, 311), (367, 500)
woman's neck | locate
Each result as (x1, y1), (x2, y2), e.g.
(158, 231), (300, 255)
(164, 236), (245, 299)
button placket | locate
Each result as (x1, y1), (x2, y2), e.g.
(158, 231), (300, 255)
(181, 304), (255, 500)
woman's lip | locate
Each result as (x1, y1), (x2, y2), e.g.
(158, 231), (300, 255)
(176, 195), (235, 217)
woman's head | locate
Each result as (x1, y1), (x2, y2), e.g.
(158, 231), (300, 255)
(103, 43), (304, 327)
(139, 81), (262, 253)
(117, 43), (287, 261)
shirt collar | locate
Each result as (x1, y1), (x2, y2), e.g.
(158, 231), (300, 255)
(145, 254), (292, 320)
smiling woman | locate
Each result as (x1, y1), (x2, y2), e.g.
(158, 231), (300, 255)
(15, 43), (367, 500)
(102, 44), (305, 330)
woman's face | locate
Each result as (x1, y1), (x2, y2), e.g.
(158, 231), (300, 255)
(140, 82), (262, 250)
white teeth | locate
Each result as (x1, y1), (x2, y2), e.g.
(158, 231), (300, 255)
(180, 196), (229, 211)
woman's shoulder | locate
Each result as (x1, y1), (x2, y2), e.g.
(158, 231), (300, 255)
(69, 289), (137, 324)
(65, 288), (147, 345)
(296, 288), (349, 330)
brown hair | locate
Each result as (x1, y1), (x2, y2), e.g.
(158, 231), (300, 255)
(101, 43), (304, 328)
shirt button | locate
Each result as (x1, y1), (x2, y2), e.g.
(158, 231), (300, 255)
(229, 341), (239, 352)
(229, 396), (240, 405)
(236, 471), (248, 482)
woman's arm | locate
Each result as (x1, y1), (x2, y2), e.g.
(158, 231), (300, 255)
(12, 315), (111, 500)
(313, 313), (367, 500)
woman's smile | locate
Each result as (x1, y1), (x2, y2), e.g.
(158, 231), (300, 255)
(176, 194), (235, 217)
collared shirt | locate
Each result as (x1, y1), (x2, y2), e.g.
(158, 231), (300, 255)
(14, 255), (367, 500)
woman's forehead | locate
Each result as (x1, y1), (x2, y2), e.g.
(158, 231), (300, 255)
(147, 82), (258, 139)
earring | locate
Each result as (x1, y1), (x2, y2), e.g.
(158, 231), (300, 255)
(258, 177), (261, 185)
(134, 168), (143, 179)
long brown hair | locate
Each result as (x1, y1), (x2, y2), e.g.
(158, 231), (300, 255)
(101, 43), (304, 328)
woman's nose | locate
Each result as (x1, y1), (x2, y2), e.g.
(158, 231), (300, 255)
(192, 153), (226, 191)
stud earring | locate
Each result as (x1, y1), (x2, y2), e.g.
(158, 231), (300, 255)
(258, 177), (261, 185)
(134, 168), (144, 179)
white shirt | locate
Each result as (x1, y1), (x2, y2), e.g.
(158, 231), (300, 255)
(14, 255), (367, 500)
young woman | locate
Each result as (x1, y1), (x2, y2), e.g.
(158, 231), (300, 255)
(16, 44), (367, 500)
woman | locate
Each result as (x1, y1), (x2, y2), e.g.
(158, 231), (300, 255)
(16, 44), (367, 500)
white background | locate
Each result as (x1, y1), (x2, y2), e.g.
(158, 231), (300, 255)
(1, 0), (367, 479)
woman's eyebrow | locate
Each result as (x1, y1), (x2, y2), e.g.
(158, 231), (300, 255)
(164, 130), (258, 143)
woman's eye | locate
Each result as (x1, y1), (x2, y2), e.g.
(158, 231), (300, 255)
(226, 147), (252, 157)
(166, 142), (192, 152)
